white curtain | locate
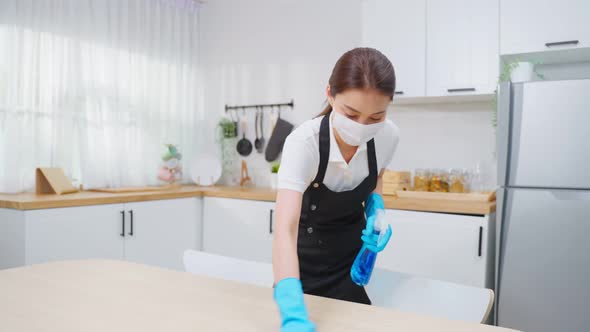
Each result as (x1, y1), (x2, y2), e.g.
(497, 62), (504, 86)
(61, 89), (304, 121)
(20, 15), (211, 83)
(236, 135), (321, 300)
(0, 0), (203, 193)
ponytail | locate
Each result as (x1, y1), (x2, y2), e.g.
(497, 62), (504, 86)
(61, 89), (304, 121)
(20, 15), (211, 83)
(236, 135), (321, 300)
(316, 102), (332, 118)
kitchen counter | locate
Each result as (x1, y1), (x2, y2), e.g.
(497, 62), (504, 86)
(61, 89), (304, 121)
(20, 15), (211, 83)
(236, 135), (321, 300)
(0, 259), (519, 332)
(0, 185), (495, 215)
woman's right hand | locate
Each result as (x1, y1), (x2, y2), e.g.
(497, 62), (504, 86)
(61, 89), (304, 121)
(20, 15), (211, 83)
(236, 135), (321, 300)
(274, 278), (316, 332)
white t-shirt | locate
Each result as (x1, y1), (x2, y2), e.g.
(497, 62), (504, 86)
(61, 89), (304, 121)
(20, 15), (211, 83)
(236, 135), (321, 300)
(278, 112), (400, 193)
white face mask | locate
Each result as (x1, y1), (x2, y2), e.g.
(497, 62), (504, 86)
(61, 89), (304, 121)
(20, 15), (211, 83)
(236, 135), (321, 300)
(332, 111), (385, 146)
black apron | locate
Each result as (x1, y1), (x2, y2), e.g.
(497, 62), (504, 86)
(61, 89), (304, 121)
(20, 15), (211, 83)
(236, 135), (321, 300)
(297, 114), (378, 305)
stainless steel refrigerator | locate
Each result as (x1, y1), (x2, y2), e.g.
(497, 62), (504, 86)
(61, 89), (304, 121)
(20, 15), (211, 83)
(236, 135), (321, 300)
(495, 79), (590, 331)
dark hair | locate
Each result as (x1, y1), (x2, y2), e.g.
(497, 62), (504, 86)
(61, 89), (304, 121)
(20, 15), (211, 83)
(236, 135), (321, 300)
(319, 47), (395, 117)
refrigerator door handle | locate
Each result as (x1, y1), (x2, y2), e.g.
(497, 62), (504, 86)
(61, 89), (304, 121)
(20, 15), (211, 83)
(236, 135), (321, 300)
(497, 82), (512, 187)
(477, 226), (483, 257)
(550, 190), (590, 201)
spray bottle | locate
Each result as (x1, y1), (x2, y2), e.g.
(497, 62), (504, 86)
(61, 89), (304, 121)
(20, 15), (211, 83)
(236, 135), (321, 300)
(350, 209), (388, 286)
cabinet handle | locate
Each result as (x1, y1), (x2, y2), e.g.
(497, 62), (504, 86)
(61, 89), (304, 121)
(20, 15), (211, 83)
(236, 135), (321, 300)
(120, 210), (125, 237)
(545, 40), (579, 47)
(447, 88), (476, 93)
(269, 209), (274, 234)
(394, 91), (404, 95)
(478, 226), (483, 257)
(128, 210), (134, 236)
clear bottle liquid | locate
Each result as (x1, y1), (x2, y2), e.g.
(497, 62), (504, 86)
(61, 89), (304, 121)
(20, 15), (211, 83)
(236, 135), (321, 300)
(350, 210), (386, 286)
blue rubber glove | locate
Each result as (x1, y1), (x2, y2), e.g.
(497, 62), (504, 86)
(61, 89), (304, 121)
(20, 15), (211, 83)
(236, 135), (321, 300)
(361, 214), (392, 252)
(362, 193), (392, 252)
(365, 192), (385, 219)
(274, 278), (316, 332)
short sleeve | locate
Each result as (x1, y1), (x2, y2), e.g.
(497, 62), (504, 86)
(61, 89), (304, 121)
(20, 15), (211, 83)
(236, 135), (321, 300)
(277, 134), (317, 193)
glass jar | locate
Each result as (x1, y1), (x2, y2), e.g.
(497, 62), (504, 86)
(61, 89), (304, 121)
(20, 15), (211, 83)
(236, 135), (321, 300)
(429, 169), (449, 192)
(413, 169), (430, 191)
(449, 168), (466, 193)
(474, 159), (497, 193)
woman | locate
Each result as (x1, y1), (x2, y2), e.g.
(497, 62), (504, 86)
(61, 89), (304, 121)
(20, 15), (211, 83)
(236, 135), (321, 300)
(272, 47), (400, 331)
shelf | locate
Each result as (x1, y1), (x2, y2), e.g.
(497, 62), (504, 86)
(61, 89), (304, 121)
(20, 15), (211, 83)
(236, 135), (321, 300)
(392, 93), (494, 106)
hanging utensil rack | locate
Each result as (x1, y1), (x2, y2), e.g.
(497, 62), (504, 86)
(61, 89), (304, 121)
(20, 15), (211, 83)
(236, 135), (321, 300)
(225, 99), (294, 112)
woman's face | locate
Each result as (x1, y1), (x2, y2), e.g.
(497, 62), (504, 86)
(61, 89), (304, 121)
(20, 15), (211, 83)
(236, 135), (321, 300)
(327, 86), (391, 125)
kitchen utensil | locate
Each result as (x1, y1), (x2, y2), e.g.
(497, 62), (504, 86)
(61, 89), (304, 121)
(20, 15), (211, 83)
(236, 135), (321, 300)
(236, 112), (253, 156)
(265, 108), (293, 162)
(190, 154), (222, 186)
(240, 160), (252, 186)
(254, 107), (263, 153)
(257, 108), (266, 153)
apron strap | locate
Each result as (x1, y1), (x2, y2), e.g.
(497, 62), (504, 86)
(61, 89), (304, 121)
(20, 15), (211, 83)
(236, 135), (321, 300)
(311, 114), (330, 184)
(367, 138), (377, 178)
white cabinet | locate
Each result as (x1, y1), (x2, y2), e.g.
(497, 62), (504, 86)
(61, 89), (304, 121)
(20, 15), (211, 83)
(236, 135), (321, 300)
(501, 0), (590, 55)
(201, 197), (494, 288)
(361, 0), (499, 99)
(25, 204), (125, 265)
(203, 197), (275, 263)
(361, 0), (426, 98)
(426, 0), (499, 96)
(2, 194), (496, 289)
(0, 198), (202, 270)
(124, 198), (201, 270)
(377, 209), (495, 288)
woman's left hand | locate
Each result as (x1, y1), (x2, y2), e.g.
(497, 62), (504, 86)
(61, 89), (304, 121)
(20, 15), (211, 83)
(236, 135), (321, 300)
(361, 215), (392, 252)
(362, 193), (391, 252)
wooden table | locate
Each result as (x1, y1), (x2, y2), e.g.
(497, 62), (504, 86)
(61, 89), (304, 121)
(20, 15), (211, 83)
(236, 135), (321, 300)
(0, 260), (519, 332)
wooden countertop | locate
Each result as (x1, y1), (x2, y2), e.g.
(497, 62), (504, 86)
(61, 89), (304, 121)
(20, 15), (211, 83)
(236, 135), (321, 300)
(0, 185), (495, 215)
(0, 260), (519, 332)
(383, 195), (496, 215)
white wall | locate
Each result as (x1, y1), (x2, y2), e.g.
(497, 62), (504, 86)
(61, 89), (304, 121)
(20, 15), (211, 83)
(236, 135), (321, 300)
(199, 0), (496, 186)
(389, 102), (495, 171)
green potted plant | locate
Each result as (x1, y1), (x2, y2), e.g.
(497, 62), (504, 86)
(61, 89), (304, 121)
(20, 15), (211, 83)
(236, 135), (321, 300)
(217, 117), (239, 185)
(218, 117), (237, 139)
(270, 162), (280, 189)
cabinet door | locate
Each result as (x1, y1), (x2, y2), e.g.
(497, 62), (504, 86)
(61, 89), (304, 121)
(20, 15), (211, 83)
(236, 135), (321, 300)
(377, 209), (488, 287)
(427, 0), (499, 96)
(501, 0), (590, 55)
(203, 197), (274, 263)
(361, 0), (426, 98)
(25, 204), (125, 265)
(123, 198), (201, 270)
